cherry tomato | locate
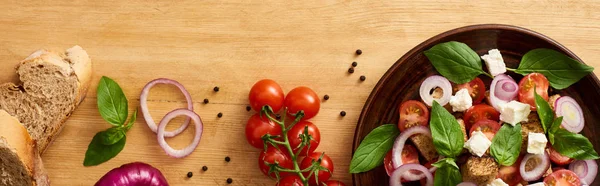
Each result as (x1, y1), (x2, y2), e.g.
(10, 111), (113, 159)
(259, 146), (293, 178)
(518, 73), (549, 111)
(548, 145), (573, 165)
(288, 121), (320, 156)
(284, 86), (320, 120)
(543, 169), (581, 186)
(246, 114), (282, 149)
(249, 79), (285, 113)
(469, 119), (501, 140)
(496, 162), (523, 186)
(300, 152), (334, 185)
(321, 180), (345, 186)
(455, 77), (486, 104)
(463, 104), (500, 129)
(276, 175), (304, 186)
(383, 144), (420, 177)
(398, 100), (429, 132)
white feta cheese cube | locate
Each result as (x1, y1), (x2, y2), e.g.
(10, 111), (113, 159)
(464, 130), (492, 157)
(481, 49), (507, 76)
(487, 178), (509, 186)
(449, 88), (473, 112)
(500, 100), (531, 126)
(527, 132), (548, 154)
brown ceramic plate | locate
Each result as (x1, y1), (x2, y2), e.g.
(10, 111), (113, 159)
(352, 24), (600, 186)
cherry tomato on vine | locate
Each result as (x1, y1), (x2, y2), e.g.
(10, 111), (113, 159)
(321, 180), (346, 186)
(284, 86), (320, 120)
(288, 121), (320, 156)
(300, 152), (334, 185)
(276, 175), (304, 186)
(245, 114), (282, 149)
(518, 73), (549, 111)
(259, 146), (294, 178)
(397, 100), (429, 132)
(249, 79), (285, 112)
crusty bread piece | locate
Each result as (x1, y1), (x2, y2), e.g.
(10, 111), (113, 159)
(0, 46), (92, 153)
(461, 156), (498, 185)
(0, 110), (49, 186)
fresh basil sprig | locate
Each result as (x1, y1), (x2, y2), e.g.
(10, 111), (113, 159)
(84, 76), (137, 166)
(552, 129), (600, 160)
(433, 160), (462, 186)
(430, 101), (464, 158)
(515, 48), (594, 89)
(548, 117), (563, 144)
(534, 90), (554, 133)
(424, 41), (492, 84)
(349, 124), (399, 173)
(490, 123), (522, 166)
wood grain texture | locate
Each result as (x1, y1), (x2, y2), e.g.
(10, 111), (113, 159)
(0, 1), (598, 185)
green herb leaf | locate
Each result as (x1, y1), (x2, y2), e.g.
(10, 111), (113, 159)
(124, 109), (137, 132)
(97, 76), (129, 126)
(424, 41), (488, 84)
(433, 162), (462, 186)
(100, 127), (126, 145)
(349, 124), (400, 173)
(432, 158), (458, 169)
(552, 129), (600, 160)
(491, 123), (522, 166)
(534, 89), (554, 133)
(548, 117), (563, 144)
(430, 101), (465, 158)
(515, 49), (594, 89)
(83, 131), (127, 166)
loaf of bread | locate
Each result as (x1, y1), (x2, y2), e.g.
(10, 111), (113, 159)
(0, 46), (92, 153)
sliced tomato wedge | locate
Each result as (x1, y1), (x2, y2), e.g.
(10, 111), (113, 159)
(398, 100), (429, 132)
(455, 77), (486, 104)
(469, 119), (500, 140)
(383, 144), (419, 178)
(543, 169), (581, 186)
(463, 104), (500, 130)
(548, 145), (573, 166)
(518, 73), (549, 111)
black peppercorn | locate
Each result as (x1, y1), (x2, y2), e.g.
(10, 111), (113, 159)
(360, 75), (366, 81)
(225, 156), (231, 162)
(226, 178), (233, 184)
(202, 166), (208, 171)
(348, 67), (355, 73)
(246, 105), (251, 111)
(203, 98), (209, 104)
(356, 49), (362, 55)
(186, 172), (193, 178)
(323, 94), (330, 100)
(213, 86), (220, 92)
(217, 112), (223, 118)
(340, 111), (347, 116)
(352, 61), (358, 67)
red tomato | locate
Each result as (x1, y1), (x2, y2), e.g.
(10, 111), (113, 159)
(496, 163), (523, 186)
(246, 114), (282, 149)
(548, 145), (573, 165)
(288, 121), (320, 156)
(259, 146), (294, 178)
(455, 77), (486, 104)
(469, 119), (501, 140)
(518, 73), (549, 111)
(383, 144), (420, 177)
(249, 79), (285, 112)
(321, 180), (346, 186)
(284, 87), (320, 120)
(276, 175), (304, 186)
(398, 100), (429, 132)
(463, 104), (500, 130)
(300, 152), (334, 185)
(543, 169), (581, 186)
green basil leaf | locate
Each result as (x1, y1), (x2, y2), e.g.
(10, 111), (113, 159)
(83, 131), (127, 166)
(433, 163), (462, 186)
(534, 89), (554, 133)
(515, 48), (594, 89)
(432, 158), (458, 169)
(430, 101), (464, 158)
(552, 129), (600, 160)
(97, 76), (129, 126)
(349, 124), (400, 173)
(490, 123), (522, 166)
(423, 41), (488, 84)
(124, 109), (137, 132)
(549, 117), (563, 145)
(100, 127), (125, 145)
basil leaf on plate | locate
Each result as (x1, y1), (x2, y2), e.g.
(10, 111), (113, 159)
(433, 162), (462, 186)
(430, 101), (464, 158)
(432, 157), (458, 169)
(97, 76), (129, 126)
(490, 123), (522, 166)
(552, 128), (600, 160)
(424, 41), (488, 84)
(84, 131), (127, 166)
(124, 109), (138, 132)
(534, 89), (554, 133)
(515, 48), (594, 89)
(548, 117), (563, 145)
(349, 124), (400, 173)
(100, 127), (126, 145)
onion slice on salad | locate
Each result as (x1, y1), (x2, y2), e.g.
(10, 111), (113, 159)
(419, 75), (452, 106)
(157, 109), (203, 158)
(141, 78), (193, 137)
(489, 74), (517, 111)
(555, 96), (584, 133)
(519, 151), (550, 181)
(569, 159), (597, 185)
(456, 182), (477, 186)
(391, 126), (435, 181)
(389, 163), (433, 186)
(494, 79), (518, 101)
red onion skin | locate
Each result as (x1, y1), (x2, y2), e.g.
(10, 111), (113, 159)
(569, 160), (597, 185)
(95, 162), (169, 186)
(520, 151), (550, 182)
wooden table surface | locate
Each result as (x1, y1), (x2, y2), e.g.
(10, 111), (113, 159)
(1, 1), (600, 185)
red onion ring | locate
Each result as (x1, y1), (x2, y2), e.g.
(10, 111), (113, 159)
(391, 126), (434, 180)
(489, 74), (516, 111)
(456, 182), (477, 186)
(157, 109), (203, 158)
(389, 163), (433, 186)
(569, 160), (597, 185)
(419, 75), (452, 106)
(494, 79), (518, 101)
(555, 96), (584, 133)
(519, 151), (550, 181)
(141, 78), (193, 137)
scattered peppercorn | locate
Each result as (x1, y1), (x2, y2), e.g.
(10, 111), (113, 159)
(356, 49), (362, 55)
(187, 172), (193, 178)
(217, 112), (223, 118)
(203, 98), (209, 104)
(213, 86), (220, 92)
(226, 178), (233, 184)
(202, 166), (208, 171)
(246, 105), (251, 111)
(275, 114), (281, 120)
(225, 156), (231, 162)
(323, 94), (330, 100)
(352, 61), (358, 67)
(348, 67), (355, 73)
(360, 75), (366, 81)
(340, 111), (347, 116)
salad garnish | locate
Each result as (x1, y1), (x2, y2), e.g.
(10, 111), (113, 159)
(349, 124), (399, 173)
(490, 123), (522, 166)
(515, 48), (595, 89)
(423, 41), (492, 84)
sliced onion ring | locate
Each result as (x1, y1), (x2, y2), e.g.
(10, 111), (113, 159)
(456, 182), (477, 186)
(494, 79), (518, 101)
(569, 159), (597, 185)
(389, 163), (433, 186)
(519, 151), (550, 181)
(555, 96), (584, 133)
(157, 109), (203, 158)
(391, 126), (435, 180)
(489, 74), (515, 111)
(141, 78), (193, 137)
(419, 75), (452, 106)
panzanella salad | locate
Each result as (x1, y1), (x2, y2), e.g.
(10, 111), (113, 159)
(350, 41), (598, 186)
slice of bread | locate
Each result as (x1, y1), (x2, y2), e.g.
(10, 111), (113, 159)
(0, 110), (50, 186)
(0, 46), (92, 153)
